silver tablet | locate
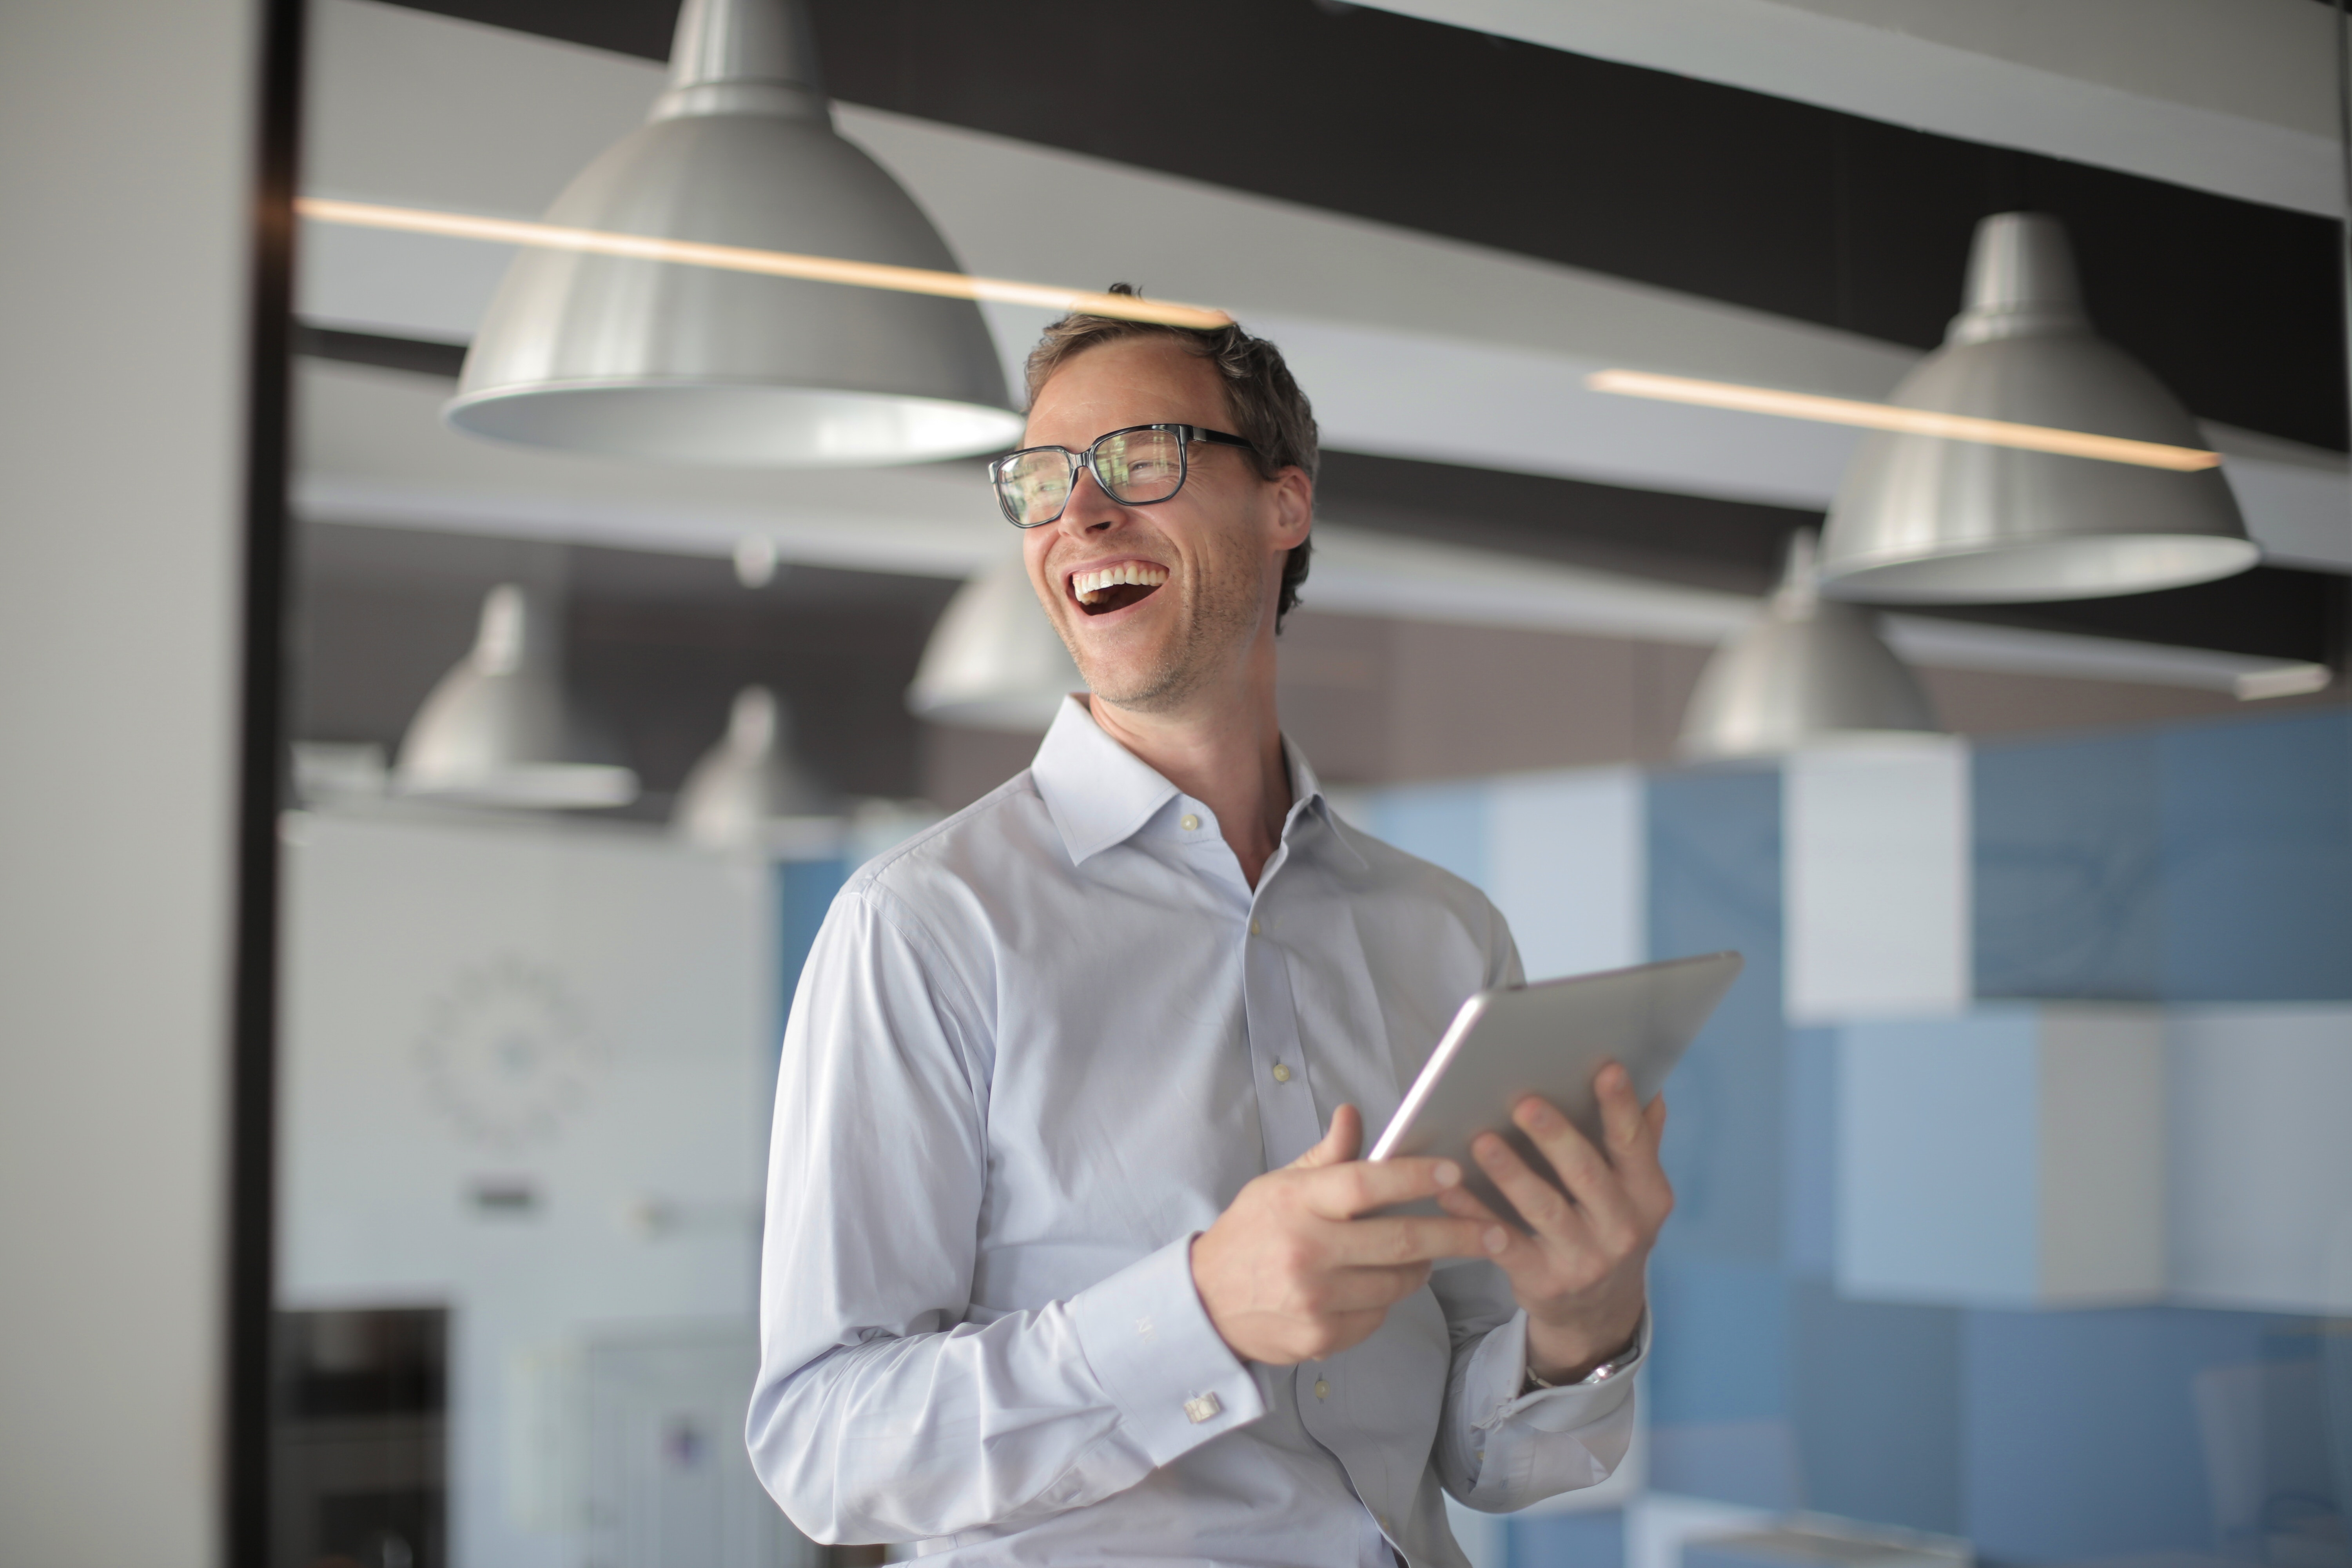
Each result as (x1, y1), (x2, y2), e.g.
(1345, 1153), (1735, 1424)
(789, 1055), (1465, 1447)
(1368, 951), (1744, 1229)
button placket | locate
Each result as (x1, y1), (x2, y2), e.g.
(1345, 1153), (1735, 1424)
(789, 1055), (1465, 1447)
(1240, 904), (1319, 1168)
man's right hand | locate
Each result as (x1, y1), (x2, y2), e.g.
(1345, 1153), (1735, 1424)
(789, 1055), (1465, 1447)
(1189, 1104), (1495, 1365)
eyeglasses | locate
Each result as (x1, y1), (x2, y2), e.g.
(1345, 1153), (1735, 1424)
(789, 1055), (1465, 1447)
(989, 423), (1256, 528)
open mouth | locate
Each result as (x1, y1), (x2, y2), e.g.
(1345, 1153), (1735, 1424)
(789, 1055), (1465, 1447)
(1071, 561), (1169, 617)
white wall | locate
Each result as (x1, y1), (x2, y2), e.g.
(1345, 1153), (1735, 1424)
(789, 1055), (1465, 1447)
(279, 813), (774, 1568)
(2168, 1005), (2352, 1315)
(1784, 741), (1971, 1024)
(0, 2), (261, 1564)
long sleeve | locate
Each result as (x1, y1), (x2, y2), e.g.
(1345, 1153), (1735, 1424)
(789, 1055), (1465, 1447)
(745, 885), (1265, 1545)
(1431, 1283), (1643, 1512)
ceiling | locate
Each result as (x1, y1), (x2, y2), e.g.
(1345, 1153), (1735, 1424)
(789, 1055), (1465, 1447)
(292, 0), (2352, 684)
(380, 0), (2346, 449)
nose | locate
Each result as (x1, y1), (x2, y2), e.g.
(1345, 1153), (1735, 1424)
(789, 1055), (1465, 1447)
(1054, 461), (1123, 535)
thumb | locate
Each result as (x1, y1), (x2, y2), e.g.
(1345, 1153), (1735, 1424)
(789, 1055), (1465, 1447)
(1294, 1104), (1363, 1169)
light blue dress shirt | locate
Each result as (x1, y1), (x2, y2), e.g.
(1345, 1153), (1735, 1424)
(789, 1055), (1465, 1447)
(749, 697), (1639, 1566)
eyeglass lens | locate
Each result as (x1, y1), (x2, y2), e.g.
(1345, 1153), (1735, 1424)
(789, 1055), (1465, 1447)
(997, 427), (1190, 526)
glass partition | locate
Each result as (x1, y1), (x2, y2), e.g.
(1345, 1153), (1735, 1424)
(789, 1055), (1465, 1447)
(269, 4), (2350, 1566)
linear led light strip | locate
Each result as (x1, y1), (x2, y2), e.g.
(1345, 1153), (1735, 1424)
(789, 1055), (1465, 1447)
(1586, 369), (2222, 472)
(296, 197), (1234, 331)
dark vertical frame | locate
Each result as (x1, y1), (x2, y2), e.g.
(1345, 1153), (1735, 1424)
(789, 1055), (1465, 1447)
(226, 0), (306, 1560)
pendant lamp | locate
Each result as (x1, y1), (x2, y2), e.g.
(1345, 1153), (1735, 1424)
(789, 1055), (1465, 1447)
(444, 0), (1024, 466)
(672, 685), (842, 853)
(394, 584), (640, 806)
(1679, 532), (1940, 762)
(906, 558), (1085, 733)
(1818, 213), (2258, 602)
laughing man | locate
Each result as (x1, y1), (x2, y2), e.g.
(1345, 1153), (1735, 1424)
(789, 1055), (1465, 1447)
(748, 297), (1671, 1566)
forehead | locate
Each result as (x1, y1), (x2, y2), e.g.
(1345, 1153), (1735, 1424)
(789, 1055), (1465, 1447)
(1024, 336), (1232, 446)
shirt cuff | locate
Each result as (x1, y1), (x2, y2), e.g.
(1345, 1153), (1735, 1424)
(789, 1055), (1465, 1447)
(1465, 1308), (1646, 1435)
(1067, 1234), (1266, 1467)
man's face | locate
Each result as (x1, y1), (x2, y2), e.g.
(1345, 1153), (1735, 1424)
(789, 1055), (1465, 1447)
(1020, 338), (1303, 713)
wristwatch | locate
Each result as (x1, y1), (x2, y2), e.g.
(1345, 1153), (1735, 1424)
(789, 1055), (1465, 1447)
(1522, 1312), (1646, 1394)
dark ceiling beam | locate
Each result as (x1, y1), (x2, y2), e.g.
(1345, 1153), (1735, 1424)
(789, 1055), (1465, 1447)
(384, 0), (2347, 453)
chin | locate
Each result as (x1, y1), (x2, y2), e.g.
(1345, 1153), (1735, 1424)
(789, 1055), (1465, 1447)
(1074, 652), (1199, 714)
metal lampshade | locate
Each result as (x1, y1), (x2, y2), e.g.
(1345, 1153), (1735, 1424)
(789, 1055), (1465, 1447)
(1818, 212), (2257, 603)
(394, 584), (640, 807)
(1679, 532), (1940, 762)
(672, 685), (840, 852)
(445, 0), (1024, 466)
(906, 558), (1084, 733)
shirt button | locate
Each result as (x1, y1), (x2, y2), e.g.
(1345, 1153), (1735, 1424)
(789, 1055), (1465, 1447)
(1180, 813), (1200, 832)
(1249, 918), (1261, 936)
(1271, 1063), (1291, 1083)
(1313, 1378), (1329, 1400)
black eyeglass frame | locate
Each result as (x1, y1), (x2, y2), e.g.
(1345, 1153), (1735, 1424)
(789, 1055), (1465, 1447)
(988, 423), (1258, 529)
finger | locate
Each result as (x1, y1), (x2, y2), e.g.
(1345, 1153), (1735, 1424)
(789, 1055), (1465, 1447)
(1470, 1130), (1597, 1249)
(1613, 1093), (1675, 1219)
(1511, 1099), (1637, 1240)
(1434, 1182), (1502, 1224)
(1293, 1105), (1363, 1169)
(1303, 1153), (1463, 1218)
(1433, 1182), (1555, 1277)
(1320, 1213), (1491, 1267)
(1594, 1062), (1647, 1154)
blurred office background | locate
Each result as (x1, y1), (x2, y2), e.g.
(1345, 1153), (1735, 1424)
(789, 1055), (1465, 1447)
(5, 2), (2350, 1567)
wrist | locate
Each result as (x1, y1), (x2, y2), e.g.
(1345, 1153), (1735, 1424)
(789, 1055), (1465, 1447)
(1524, 1305), (1645, 1387)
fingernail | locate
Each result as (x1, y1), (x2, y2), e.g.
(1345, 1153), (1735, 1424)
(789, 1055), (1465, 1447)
(1433, 1160), (1461, 1188)
(1483, 1227), (1508, 1254)
(1517, 1101), (1553, 1130)
(1476, 1138), (1506, 1166)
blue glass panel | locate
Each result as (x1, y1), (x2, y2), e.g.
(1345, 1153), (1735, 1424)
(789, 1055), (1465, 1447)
(1962, 1305), (2299, 1558)
(1505, 1510), (1622, 1568)
(1783, 1025), (1837, 1277)
(1367, 780), (1491, 890)
(1646, 1251), (1790, 1429)
(2162, 710), (2352, 1002)
(777, 857), (848, 1042)
(1647, 769), (1785, 1266)
(1789, 1280), (1963, 1534)
(1973, 730), (2164, 1000)
(1834, 1011), (2041, 1307)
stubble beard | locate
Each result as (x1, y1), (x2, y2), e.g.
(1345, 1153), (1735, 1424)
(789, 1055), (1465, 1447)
(1060, 546), (1266, 716)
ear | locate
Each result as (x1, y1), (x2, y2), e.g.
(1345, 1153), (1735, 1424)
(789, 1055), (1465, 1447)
(1266, 465), (1314, 554)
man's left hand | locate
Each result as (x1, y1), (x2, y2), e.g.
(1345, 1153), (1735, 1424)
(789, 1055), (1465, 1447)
(1433, 1061), (1671, 1383)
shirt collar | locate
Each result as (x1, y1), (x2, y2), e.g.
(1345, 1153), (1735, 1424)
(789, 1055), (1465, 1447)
(1029, 695), (1363, 870)
(1031, 697), (1179, 865)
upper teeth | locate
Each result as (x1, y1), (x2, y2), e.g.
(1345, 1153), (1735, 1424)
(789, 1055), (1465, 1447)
(1074, 562), (1169, 603)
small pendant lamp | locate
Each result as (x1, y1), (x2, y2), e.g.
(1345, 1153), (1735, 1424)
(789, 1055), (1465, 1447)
(672, 685), (842, 853)
(444, 0), (1024, 466)
(394, 584), (640, 806)
(1679, 531), (1941, 762)
(1818, 212), (2258, 603)
(906, 558), (1085, 733)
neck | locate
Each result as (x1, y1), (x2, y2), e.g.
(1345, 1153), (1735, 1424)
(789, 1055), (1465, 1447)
(1088, 633), (1291, 888)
